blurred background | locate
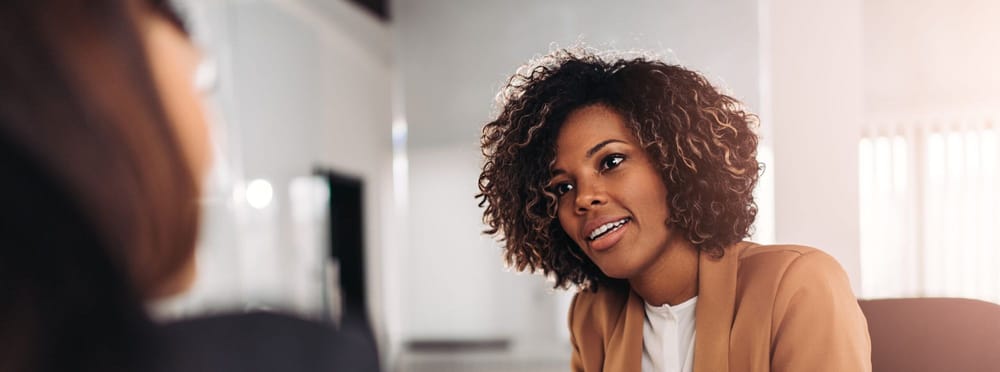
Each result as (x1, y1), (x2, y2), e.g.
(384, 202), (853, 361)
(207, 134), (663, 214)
(156, 0), (1000, 371)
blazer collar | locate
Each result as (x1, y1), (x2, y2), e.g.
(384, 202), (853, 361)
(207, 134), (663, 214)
(692, 242), (747, 372)
(608, 242), (747, 372)
(605, 288), (644, 371)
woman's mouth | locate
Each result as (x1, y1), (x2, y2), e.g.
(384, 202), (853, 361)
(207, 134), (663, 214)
(586, 217), (631, 251)
(587, 217), (630, 240)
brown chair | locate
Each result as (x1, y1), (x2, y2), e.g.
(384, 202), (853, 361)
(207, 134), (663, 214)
(858, 298), (1000, 372)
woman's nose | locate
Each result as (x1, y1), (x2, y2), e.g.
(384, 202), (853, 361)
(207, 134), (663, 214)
(574, 181), (607, 214)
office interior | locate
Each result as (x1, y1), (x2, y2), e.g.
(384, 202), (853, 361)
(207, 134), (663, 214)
(153, 0), (1000, 371)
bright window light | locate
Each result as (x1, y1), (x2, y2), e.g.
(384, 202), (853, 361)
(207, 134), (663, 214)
(860, 114), (1000, 304)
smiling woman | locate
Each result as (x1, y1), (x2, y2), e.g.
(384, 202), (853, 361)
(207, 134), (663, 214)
(477, 49), (872, 372)
(550, 104), (683, 287)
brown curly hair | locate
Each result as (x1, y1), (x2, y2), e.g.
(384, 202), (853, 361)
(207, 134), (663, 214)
(477, 49), (761, 290)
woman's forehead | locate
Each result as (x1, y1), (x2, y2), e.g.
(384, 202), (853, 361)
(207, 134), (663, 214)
(556, 106), (634, 152)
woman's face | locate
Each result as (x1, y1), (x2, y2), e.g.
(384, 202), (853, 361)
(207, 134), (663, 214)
(139, 8), (211, 297)
(550, 104), (678, 279)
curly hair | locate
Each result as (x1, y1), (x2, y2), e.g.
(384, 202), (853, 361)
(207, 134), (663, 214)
(477, 49), (761, 290)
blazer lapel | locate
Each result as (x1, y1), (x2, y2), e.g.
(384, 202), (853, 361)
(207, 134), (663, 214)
(605, 288), (644, 371)
(693, 242), (745, 372)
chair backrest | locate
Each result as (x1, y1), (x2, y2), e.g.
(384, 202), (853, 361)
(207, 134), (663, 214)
(858, 298), (1000, 372)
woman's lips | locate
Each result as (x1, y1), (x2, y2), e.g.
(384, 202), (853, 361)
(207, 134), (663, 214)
(588, 219), (629, 252)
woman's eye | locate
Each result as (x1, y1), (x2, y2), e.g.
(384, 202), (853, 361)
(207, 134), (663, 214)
(553, 183), (574, 196)
(600, 154), (625, 171)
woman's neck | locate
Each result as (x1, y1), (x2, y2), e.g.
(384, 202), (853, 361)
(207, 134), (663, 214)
(628, 237), (700, 307)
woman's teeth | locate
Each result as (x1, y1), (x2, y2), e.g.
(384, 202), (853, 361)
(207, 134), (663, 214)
(588, 218), (630, 241)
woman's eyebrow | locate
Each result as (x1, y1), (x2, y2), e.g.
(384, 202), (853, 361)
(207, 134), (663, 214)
(550, 139), (627, 176)
(586, 139), (626, 158)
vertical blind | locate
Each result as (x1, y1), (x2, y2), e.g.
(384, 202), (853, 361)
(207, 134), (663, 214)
(859, 111), (999, 303)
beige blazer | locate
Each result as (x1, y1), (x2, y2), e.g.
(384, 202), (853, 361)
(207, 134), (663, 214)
(568, 242), (871, 372)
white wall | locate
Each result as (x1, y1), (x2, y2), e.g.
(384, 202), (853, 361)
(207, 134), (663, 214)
(397, 0), (762, 149)
(765, 0), (864, 291)
(405, 142), (507, 338)
(865, 0), (1000, 113)
(394, 0), (762, 357)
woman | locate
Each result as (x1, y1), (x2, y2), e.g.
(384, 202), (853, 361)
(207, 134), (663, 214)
(477, 49), (871, 371)
(1, 0), (207, 369)
(0, 0), (209, 371)
(0, 1), (370, 371)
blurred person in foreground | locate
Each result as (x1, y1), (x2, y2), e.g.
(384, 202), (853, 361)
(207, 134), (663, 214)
(477, 49), (871, 371)
(0, 1), (377, 371)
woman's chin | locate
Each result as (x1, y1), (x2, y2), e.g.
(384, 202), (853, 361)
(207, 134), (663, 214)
(595, 262), (638, 280)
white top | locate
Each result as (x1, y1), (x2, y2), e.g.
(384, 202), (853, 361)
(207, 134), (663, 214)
(641, 296), (697, 372)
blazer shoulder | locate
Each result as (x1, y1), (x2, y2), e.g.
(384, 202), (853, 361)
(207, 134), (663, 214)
(734, 243), (852, 296)
(738, 244), (843, 272)
(738, 243), (823, 259)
